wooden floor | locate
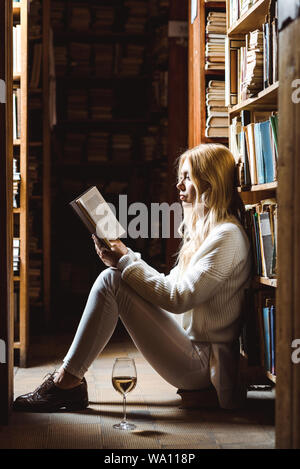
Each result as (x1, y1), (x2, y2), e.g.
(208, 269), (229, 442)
(0, 329), (275, 449)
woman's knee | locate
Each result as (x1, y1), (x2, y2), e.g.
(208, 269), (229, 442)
(92, 267), (121, 294)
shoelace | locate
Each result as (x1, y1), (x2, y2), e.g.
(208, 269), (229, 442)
(33, 370), (57, 394)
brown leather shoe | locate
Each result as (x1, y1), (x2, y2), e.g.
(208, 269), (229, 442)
(13, 372), (89, 412)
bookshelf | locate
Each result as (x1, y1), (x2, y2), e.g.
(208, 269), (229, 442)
(12, 0), (51, 366)
(50, 0), (174, 329)
(189, 0), (278, 385)
(13, 0), (29, 366)
(226, 0), (278, 385)
(0, 0), (13, 424)
(189, 0), (228, 147)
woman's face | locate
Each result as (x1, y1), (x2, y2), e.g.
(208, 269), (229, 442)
(176, 158), (196, 205)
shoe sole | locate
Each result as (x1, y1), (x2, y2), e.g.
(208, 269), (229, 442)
(14, 399), (89, 413)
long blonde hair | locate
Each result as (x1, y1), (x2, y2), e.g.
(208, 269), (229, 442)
(175, 143), (245, 274)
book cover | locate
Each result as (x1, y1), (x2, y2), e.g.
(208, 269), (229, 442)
(260, 120), (275, 183)
(69, 186), (126, 248)
(254, 122), (265, 184)
(262, 304), (271, 372)
(270, 304), (276, 375)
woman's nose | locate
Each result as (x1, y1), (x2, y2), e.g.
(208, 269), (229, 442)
(176, 179), (184, 190)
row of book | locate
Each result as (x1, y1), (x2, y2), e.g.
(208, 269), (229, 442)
(51, 1), (149, 33)
(245, 199), (277, 279)
(205, 11), (226, 71)
(231, 110), (278, 186)
(241, 289), (276, 376)
(263, 0), (278, 88)
(63, 126), (166, 164)
(205, 80), (228, 138)
(55, 42), (145, 78)
(226, 22), (278, 105)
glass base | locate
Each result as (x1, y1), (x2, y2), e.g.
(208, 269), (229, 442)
(113, 421), (136, 431)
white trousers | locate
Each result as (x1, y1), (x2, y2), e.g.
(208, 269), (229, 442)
(62, 267), (212, 391)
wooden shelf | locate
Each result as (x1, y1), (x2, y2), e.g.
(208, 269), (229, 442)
(204, 1), (226, 9)
(228, 0), (270, 36)
(238, 181), (277, 192)
(254, 276), (277, 288)
(229, 82), (279, 118)
(13, 139), (21, 146)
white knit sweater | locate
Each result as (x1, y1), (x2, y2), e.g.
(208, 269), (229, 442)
(117, 221), (252, 344)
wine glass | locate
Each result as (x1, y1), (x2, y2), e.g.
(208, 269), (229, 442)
(112, 357), (137, 431)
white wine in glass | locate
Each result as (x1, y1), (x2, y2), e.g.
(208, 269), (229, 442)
(112, 357), (137, 431)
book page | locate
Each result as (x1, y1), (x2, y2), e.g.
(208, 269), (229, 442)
(78, 186), (126, 240)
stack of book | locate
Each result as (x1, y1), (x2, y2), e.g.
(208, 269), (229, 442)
(69, 42), (91, 76)
(64, 133), (86, 164)
(13, 239), (20, 274)
(152, 24), (168, 66)
(69, 6), (91, 31)
(29, 259), (42, 301)
(141, 126), (159, 161)
(205, 11), (226, 71)
(111, 134), (133, 161)
(67, 90), (88, 120)
(151, 70), (168, 110)
(89, 88), (113, 120)
(87, 132), (110, 162)
(230, 111), (278, 186)
(13, 158), (21, 209)
(54, 45), (68, 76)
(205, 80), (228, 138)
(30, 43), (43, 89)
(124, 0), (148, 34)
(28, 155), (41, 197)
(120, 44), (145, 76)
(92, 5), (115, 31)
(51, 1), (65, 30)
(241, 30), (264, 100)
(29, 0), (42, 39)
(94, 44), (114, 77)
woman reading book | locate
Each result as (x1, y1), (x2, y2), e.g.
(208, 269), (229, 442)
(14, 144), (252, 412)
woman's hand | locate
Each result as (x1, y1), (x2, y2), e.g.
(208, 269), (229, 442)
(92, 235), (128, 268)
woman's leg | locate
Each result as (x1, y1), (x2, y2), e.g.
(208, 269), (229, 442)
(62, 267), (211, 391)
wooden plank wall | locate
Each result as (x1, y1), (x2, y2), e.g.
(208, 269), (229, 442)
(0, 0), (13, 424)
(276, 14), (300, 449)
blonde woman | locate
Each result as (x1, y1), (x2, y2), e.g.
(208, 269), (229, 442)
(14, 144), (252, 412)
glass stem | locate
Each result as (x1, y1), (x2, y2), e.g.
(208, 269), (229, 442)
(122, 394), (127, 423)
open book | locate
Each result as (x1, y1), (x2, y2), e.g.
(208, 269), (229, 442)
(69, 186), (126, 249)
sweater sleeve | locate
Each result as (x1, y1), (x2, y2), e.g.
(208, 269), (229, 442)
(117, 225), (244, 314)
